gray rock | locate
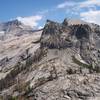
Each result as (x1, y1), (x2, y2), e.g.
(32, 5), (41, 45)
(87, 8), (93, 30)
(0, 18), (100, 100)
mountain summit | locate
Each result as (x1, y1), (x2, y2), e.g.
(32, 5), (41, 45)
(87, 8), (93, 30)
(0, 19), (34, 40)
(0, 19), (100, 100)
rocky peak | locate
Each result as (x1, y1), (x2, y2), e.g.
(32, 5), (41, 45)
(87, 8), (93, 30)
(41, 19), (91, 49)
(0, 19), (32, 32)
(62, 18), (68, 26)
(0, 19), (34, 40)
(41, 19), (100, 67)
(0, 19), (23, 32)
(5, 19), (22, 27)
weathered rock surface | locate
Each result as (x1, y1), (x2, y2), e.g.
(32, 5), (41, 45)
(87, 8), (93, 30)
(0, 19), (100, 100)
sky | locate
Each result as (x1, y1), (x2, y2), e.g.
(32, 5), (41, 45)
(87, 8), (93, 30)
(0, 0), (100, 28)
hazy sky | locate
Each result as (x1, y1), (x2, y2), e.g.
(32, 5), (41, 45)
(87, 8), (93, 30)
(0, 0), (100, 28)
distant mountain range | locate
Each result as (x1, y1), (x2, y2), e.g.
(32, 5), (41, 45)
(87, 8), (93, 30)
(0, 19), (35, 40)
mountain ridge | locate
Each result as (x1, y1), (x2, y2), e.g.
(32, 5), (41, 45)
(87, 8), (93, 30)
(0, 18), (100, 100)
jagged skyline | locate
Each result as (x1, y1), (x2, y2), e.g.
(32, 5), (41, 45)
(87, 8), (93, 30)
(0, 0), (100, 28)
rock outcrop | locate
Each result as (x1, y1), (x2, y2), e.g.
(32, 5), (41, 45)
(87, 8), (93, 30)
(0, 19), (100, 100)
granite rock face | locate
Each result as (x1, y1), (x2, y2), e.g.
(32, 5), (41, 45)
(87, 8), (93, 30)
(41, 20), (100, 69)
(0, 19), (100, 100)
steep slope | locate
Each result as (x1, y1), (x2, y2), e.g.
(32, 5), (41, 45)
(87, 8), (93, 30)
(0, 19), (100, 100)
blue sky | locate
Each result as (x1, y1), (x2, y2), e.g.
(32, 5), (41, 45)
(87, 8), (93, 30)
(0, 0), (100, 28)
